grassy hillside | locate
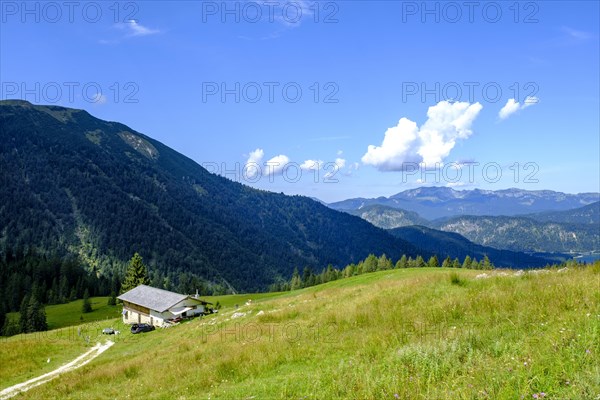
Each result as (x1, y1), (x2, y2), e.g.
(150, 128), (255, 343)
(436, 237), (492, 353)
(6, 297), (120, 331)
(0, 322), (96, 389)
(2, 266), (599, 399)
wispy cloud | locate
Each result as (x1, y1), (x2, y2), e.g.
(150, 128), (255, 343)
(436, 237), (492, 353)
(121, 19), (161, 37)
(498, 97), (538, 120)
(99, 19), (162, 45)
(561, 26), (593, 41)
(90, 92), (107, 105)
(236, 0), (326, 40)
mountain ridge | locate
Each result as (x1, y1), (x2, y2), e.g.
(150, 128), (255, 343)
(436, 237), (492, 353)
(329, 186), (599, 220)
(0, 100), (421, 292)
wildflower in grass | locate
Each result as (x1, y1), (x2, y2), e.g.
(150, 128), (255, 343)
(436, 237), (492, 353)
(585, 349), (591, 354)
(394, 394), (400, 399)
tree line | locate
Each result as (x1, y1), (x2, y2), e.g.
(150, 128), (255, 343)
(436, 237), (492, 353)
(0, 251), (221, 336)
(270, 253), (495, 292)
(0, 249), (122, 336)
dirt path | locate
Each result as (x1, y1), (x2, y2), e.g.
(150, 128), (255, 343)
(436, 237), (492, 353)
(0, 340), (114, 399)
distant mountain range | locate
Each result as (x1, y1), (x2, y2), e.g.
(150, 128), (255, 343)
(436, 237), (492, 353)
(332, 190), (600, 254)
(329, 187), (599, 220)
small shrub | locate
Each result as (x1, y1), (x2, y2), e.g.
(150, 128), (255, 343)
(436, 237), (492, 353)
(449, 272), (467, 287)
(123, 365), (139, 379)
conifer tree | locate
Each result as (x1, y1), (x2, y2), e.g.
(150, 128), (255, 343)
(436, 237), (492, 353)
(19, 295), (47, 333)
(396, 255), (408, 269)
(27, 296), (47, 332)
(482, 255), (494, 270)
(428, 255), (440, 268)
(82, 289), (92, 313)
(18, 294), (30, 333)
(442, 256), (452, 268)
(462, 255), (472, 269)
(290, 267), (302, 290)
(107, 291), (117, 306)
(363, 254), (378, 273)
(120, 253), (150, 294)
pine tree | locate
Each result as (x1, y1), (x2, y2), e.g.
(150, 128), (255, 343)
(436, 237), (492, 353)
(120, 253), (150, 294)
(107, 291), (117, 306)
(363, 254), (378, 273)
(18, 294), (30, 333)
(442, 256), (452, 268)
(396, 255), (408, 269)
(302, 267), (312, 287)
(20, 295), (47, 333)
(325, 265), (336, 282)
(415, 255), (426, 268)
(343, 264), (355, 278)
(428, 255), (440, 268)
(82, 289), (92, 313)
(377, 254), (393, 271)
(59, 275), (69, 303)
(462, 255), (472, 269)
(110, 274), (121, 295)
(290, 268), (302, 290)
(27, 296), (47, 332)
(482, 255), (494, 270)
(452, 258), (461, 269)
(356, 261), (364, 275)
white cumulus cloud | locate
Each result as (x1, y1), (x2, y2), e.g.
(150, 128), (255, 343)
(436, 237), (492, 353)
(498, 96), (539, 120)
(325, 158), (346, 179)
(362, 101), (483, 171)
(300, 159), (322, 170)
(265, 154), (290, 176)
(244, 148), (264, 178)
(244, 150), (351, 181)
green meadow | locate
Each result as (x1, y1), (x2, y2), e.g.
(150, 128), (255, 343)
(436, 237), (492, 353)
(1, 266), (599, 399)
(5, 296), (121, 331)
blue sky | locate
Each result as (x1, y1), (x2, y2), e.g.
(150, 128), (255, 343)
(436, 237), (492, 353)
(1, 1), (598, 202)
